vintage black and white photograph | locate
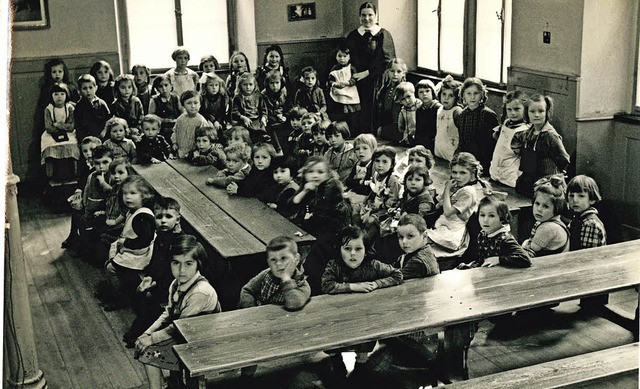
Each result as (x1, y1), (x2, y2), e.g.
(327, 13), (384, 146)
(12, 0), (48, 29)
(288, 2), (316, 21)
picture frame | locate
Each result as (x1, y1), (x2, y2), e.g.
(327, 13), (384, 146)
(288, 2), (316, 22)
(12, 0), (49, 30)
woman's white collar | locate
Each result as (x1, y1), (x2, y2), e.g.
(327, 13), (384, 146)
(358, 25), (381, 36)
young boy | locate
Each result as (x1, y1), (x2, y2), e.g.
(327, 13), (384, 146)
(79, 145), (113, 262)
(172, 90), (211, 158)
(567, 175), (608, 309)
(293, 66), (327, 116)
(123, 197), (184, 347)
(284, 106), (308, 156)
(74, 74), (111, 141)
(311, 120), (330, 157)
(187, 126), (226, 168)
(394, 214), (439, 279)
(415, 79), (441, 151)
(205, 142), (251, 188)
(396, 82), (422, 146)
(267, 156), (300, 220)
(324, 121), (357, 184)
(293, 111), (319, 165)
(136, 114), (173, 164)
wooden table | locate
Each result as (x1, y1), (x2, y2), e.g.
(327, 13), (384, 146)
(173, 240), (640, 386)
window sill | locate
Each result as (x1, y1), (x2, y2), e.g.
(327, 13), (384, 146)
(614, 112), (640, 125)
(409, 69), (508, 92)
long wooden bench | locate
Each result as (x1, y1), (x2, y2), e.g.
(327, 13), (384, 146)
(173, 240), (640, 388)
(445, 342), (638, 389)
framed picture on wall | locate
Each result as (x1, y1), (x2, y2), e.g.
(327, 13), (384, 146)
(12, 0), (49, 30)
(288, 2), (316, 22)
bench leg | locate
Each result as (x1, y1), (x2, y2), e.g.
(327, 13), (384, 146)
(438, 323), (474, 384)
(184, 376), (205, 389)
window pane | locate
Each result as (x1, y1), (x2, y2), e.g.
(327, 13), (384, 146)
(417, 0), (439, 70)
(126, 0), (177, 69)
(476, 0), (511, 83)
(636, 34), (640, 107)
(440, 0), (464, 75)
(181, 0), (229, 68)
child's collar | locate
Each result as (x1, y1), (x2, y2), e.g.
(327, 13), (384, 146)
(484, 225), (510, 238)
(177, 271), (202, 290)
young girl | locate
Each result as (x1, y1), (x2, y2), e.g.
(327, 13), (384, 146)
(225, 51), (251, 101)
(376, 58), (407, 143)
(103, 117), (137, 162)
(454, 77), (499, 174)
(205, 142), (252, 188)
(199, 72), (227, 131)
(396, 81), (422, 146)
(232, 72), (268, 143)
(434, 76), (462, 162)
(457, 195), (531, 269)
(228, 126), (252, 146)
(511, 94), (570, 196)
(132, 64), (152, 114)
(172, 91), (211, 158)
(522, 175), (569, 257)
(164, 47), (199, 98)
(284, 106), (308, 156)
(104, 175), (157, 311)
(90, 60), (115, 106)
(361, 146), (401, 229)
(38, 58), (78, 111)
(111, 74), (144, 133)
(187, 126), (226, 168)
(415, 79), (441, 151)
(427, 152), (485, 263)
(227, 143), (279, 203)
(148, 75), (183, 143)
(344, 133), (377, 206)
(103, 157), (133, 239)
(293, 112), (320, 165)
(327, 42), (361, 132)
(321, 226), (402, 370)
(293, 66), (327, 117)
(40, 83), (79, 181)
(135, 234), (221, 389)
(262, 70), (289, 154)
(199, 54), (219, 74)
(268, 156), (300, 220)
(490, 90), (530, 188)
(293, 156), (352, 294)
(255, 44), (290, 92)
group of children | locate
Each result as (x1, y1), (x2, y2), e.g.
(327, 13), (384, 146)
(38, 42), (612, 388)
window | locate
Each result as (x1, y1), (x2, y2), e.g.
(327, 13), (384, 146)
(119, 0), (231, 71)
(417, 0), (511, 85)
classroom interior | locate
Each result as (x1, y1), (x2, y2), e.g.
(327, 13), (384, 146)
(5, 0), (640, 388)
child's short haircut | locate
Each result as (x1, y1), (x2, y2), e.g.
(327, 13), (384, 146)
(461, 77), (487, 103)
(404, 165), (432, 187)
(300, 66), (317, 78)
(131, 64), (151, 80)
(170, 234), (206, 271)
(567, 175), (602, 202)
(372, 146), (397, 171)
(104, 117), (129, 137)
(195, 126), (218, 142)
(92, 145), (113, 160)
(301, 112), (320, 123)
(109, 157), (133, 175)
(338, 225), (368, 249)
(199, 55), (219, 71)
(336, 40), (350, 55)
(416, 79), (436, 97)
(229, 126), (251, 144)
(77, 74), (96, 87)
(114, 74), (138, 97)
(354, 133), (377, 151)
(141, 114), (162, 129)
(271, 155), (297, 172)
(265, 69), (283, 83)
(201, 73), (226, 96)
(266, 235), (298, 255)
(122, 175), (155, 206)
(313, 119), (331, 135)
(49, 83), (70, 103)
(397, 213), (427, 234)
(408, 145), (435, 170)
(152, 74), (172, 91)
(224, 142), (251, 162)
(326, 121), (350, 138)
(171, 47), (190, 61)
(154, 196), (181, 213)
(253, 142), (277, 158)
(394, 81), (415, 101)
(81, 136), (102, 147)
(533, 175), (567, 215)
(478, 196), (511, 224)
(180, 90), (200, 106)
(288, 106), (308, 120)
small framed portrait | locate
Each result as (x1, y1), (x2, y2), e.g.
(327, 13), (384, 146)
(12, 0), (49, 30)
(288, 2), (316, 22)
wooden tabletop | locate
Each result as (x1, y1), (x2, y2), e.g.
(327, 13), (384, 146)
(133, 162), (265, 258)
(174, 240), (640, 377)
(167, 159), (315, 247)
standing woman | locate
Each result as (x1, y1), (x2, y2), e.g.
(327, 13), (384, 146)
(345, 2), (396, 136)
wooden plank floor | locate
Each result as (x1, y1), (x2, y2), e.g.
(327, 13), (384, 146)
(17, 186), (638, 389)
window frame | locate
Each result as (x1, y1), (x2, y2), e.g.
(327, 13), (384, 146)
(633, 4), (640, 114)
(115, 0), (237, 74)
(416, 0), (510, 89)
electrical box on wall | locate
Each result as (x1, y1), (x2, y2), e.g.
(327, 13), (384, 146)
(543, 31), (551, 44)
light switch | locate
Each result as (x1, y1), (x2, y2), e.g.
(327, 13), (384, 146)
(543, 31), (551, 44)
